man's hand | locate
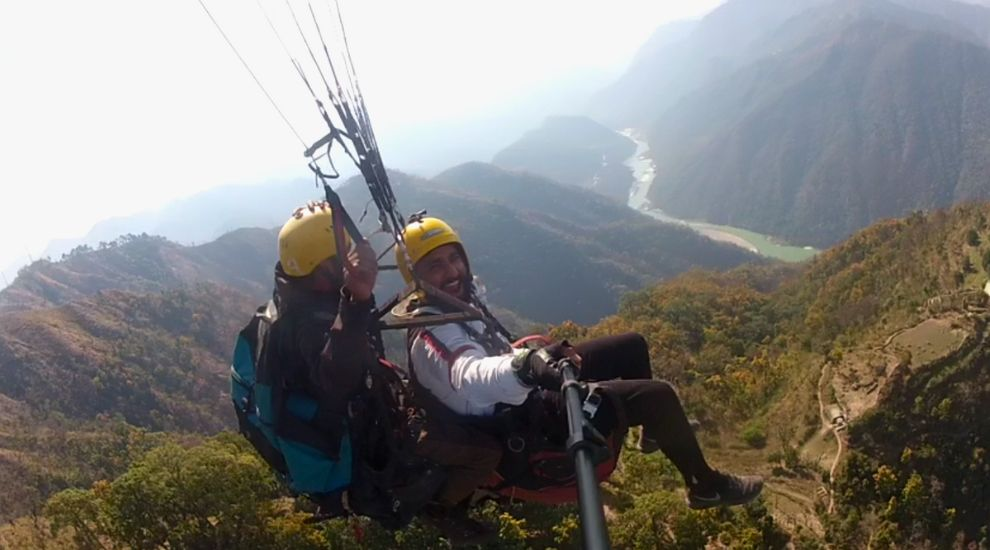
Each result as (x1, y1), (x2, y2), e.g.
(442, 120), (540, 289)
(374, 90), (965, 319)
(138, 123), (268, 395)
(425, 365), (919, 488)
(512, 348), (565, 391)
(545, 340), (582, 369)
(343, 241), (378, 302)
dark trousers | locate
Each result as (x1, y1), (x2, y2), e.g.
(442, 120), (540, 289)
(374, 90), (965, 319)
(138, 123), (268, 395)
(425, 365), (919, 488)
(573, 332), (654, 382)
(415, 332), (715, 506)
(572, 333), (715, 488)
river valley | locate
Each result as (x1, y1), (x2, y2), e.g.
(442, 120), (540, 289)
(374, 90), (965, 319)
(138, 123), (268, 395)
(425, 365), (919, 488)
(621, 130), (817, 262)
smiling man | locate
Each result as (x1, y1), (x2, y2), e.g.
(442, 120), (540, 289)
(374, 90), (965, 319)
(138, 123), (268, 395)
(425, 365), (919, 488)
(397, 216), (764, 529)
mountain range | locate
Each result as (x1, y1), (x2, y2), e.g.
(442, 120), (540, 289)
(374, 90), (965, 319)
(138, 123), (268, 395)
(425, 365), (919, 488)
(8, 0), (990, 543)
(6, 164), (755, 324)
(585, 0), (990, 247)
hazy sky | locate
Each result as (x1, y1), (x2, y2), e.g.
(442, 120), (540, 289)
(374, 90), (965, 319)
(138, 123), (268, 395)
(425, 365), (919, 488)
(0, 0), (723, 281)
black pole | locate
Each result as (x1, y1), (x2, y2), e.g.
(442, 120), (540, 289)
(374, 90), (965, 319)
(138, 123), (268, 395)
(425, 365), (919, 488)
(560, 360), (611, 550)
(322, 181), (364, 242)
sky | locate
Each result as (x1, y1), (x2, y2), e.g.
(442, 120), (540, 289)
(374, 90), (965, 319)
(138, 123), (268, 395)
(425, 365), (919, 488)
(0, 0), (723, 283)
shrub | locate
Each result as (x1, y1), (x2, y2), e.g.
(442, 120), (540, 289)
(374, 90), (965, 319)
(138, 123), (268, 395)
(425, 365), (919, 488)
(741, 421), (768, 448)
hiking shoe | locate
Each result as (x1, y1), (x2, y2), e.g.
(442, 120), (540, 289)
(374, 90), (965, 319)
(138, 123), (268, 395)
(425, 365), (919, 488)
(687, 472), (764, 510)
(422, 504), (497, 547)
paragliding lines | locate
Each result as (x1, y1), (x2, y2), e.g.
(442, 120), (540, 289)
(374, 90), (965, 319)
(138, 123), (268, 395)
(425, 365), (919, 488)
(195, 0), (307, 149)
(274, 1), (403, 240)
(198, 0), (413, 269)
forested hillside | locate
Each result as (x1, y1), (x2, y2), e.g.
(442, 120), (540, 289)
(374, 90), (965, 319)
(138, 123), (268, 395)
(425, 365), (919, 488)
(551, 203), (990, 547)
(1, 230), (276, 313)
(647, 1), (990, 246)
(0, 283), (252, 522)
(4, 203), (988, 547)
(0, 285), (249, 432)
(584, 0), (990, 248)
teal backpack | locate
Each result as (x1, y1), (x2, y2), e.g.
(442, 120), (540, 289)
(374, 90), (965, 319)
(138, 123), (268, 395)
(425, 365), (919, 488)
(230, 300), (443, 528)
(230, 300), (353, 496)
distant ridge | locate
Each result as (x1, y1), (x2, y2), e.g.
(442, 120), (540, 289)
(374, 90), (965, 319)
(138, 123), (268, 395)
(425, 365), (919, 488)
(0, 229), (276, 314)
(5, 165), (756, 326)
(491, 116), (636, 201)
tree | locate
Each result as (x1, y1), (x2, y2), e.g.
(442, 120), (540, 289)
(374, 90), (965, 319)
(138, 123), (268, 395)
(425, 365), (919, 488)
(45, 435), (325, 550)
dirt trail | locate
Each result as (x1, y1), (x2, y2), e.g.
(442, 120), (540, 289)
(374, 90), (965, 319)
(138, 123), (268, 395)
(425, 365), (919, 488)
(766, 481), (817, 511)
(817, 364), (829, 428)
(882, 327), (908, 348)
(815, 362), (844, 514)
(765, 479), (824, 536)
(827, 432), (844, 515)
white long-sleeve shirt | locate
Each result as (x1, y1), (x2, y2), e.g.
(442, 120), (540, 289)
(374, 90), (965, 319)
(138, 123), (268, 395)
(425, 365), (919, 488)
(408, 313), (532, 416)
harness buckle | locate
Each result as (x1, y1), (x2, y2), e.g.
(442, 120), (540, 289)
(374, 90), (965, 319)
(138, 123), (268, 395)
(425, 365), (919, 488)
(582, 391), (602, 419)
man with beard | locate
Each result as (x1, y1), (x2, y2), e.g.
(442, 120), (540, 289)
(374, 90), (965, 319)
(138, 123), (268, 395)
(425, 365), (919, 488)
(397, 216), (763, 524)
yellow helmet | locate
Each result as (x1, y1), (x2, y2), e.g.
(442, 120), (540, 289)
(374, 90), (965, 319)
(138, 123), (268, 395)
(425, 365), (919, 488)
(278, 201), (351, 277)
(396, 216), (467, 283)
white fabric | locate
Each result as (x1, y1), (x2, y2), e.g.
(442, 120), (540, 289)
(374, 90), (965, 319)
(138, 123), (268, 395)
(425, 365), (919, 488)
(408, 313), (531, 416)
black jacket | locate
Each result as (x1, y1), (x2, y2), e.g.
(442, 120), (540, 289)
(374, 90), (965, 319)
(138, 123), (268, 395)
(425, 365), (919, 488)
(272, 263), (375, 416)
